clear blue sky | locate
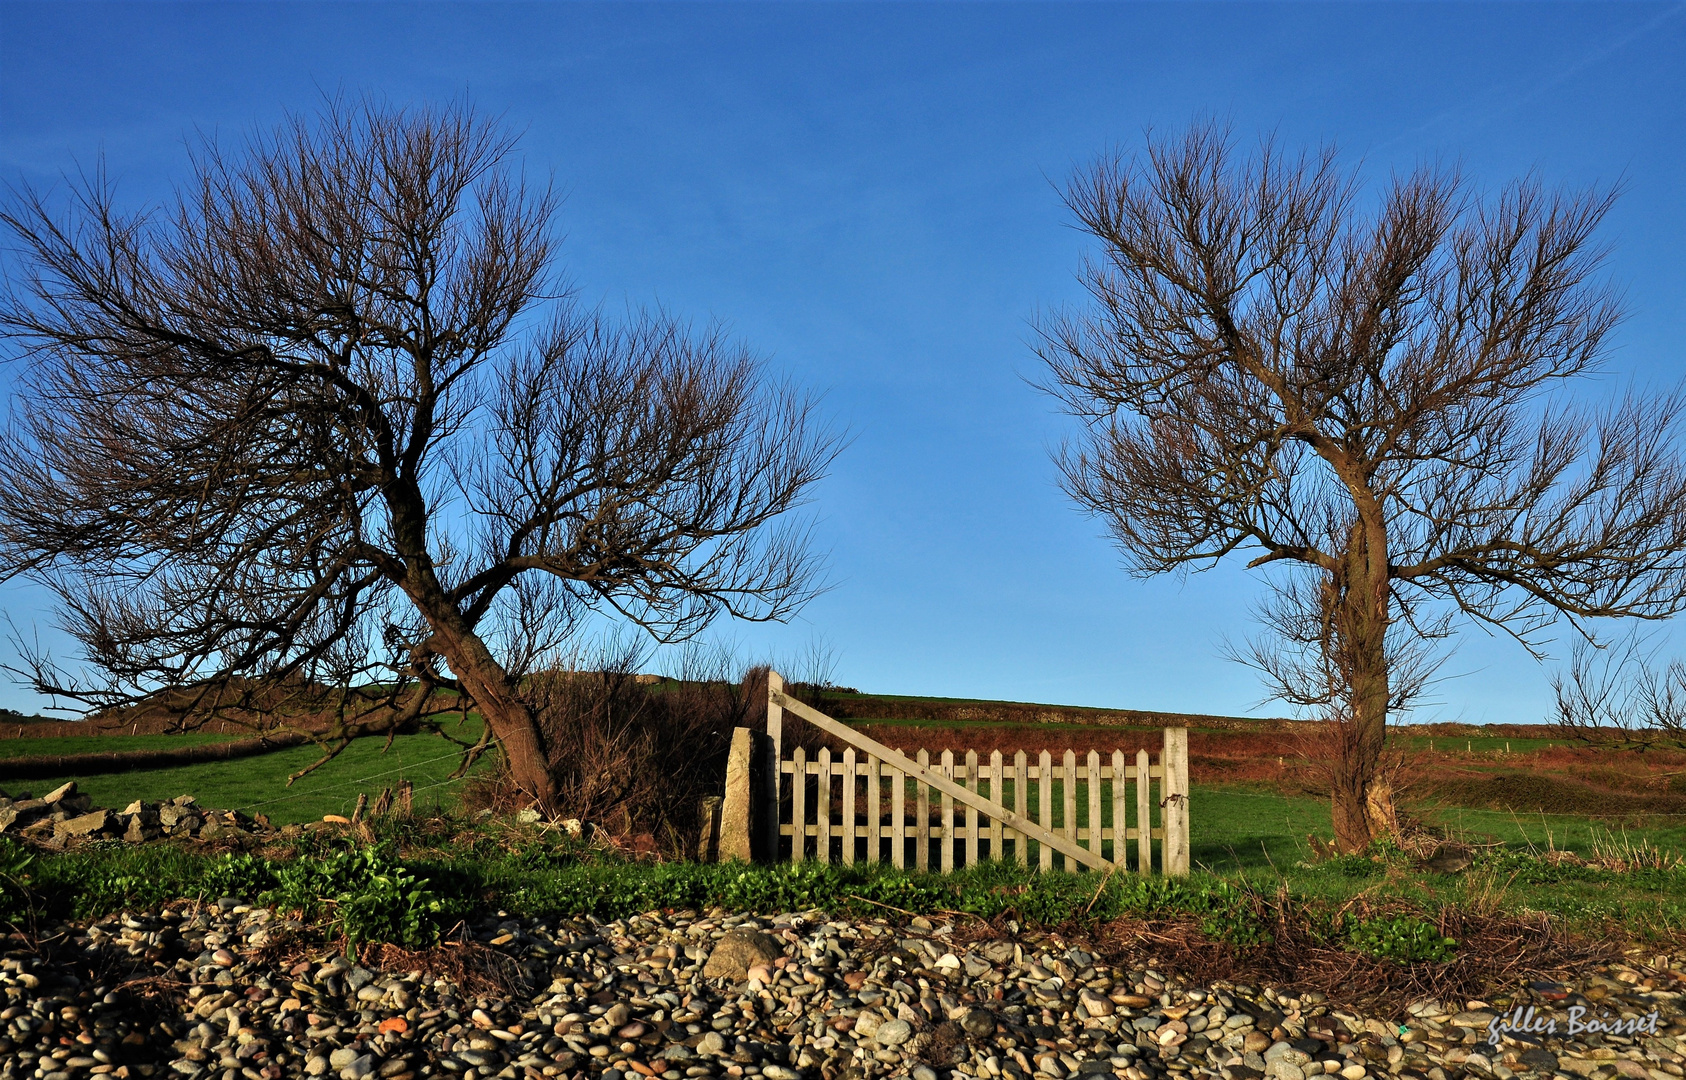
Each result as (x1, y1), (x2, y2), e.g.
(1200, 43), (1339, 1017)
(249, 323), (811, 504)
(1, 2), (1683, 723)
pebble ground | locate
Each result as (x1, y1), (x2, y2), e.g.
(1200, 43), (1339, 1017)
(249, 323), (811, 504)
(2, 904), (1681, 1080)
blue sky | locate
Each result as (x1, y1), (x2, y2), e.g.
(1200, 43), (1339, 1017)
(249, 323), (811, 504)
(1, 2), (1683, 722)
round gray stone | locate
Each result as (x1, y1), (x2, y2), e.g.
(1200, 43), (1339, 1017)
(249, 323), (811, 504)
(875, 1019), (913, 1047)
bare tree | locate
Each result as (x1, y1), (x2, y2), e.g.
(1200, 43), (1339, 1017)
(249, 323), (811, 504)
(1552, 635), (1686, 750)
(1038, 123), (1686, 852)
(0, 100), (839, 811)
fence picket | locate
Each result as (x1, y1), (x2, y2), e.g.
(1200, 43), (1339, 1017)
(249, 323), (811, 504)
(1092, 754), (1106, 855)
(1112, 750), (1126, 866)
(816, 747), (832, 864)
(1136, 748), (1152, 875)
(964, 750), (980, 867)
(1014, 750), (1029, 866)
(1062, 749), (1078, 869)
(891, 756), (906, 869)
(791, 746), (806, 863)
(842, 748), (857, 865)
(916, 749), (931, 872)
(866, 754), (881, 864)
(989, 750), (1004, 861)
(937, 750), (953, 872)
(1037, 751), (1052, 872)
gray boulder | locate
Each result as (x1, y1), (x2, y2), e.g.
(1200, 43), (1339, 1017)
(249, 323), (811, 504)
(55, 809), (112, 839)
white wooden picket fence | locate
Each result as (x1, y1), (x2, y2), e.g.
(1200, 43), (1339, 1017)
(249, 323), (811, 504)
(760, 672), (1189, 875)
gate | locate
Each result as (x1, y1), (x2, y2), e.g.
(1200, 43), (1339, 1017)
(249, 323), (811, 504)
(758, 672), (1189, 875)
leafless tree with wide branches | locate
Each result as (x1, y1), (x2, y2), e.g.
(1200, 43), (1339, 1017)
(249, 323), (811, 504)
(1038, 122), (1686, 852)
(1551, 634), (1686, 750)
(0, 99), (840, 811)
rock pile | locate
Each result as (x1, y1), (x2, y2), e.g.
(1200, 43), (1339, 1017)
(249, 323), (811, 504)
(0, 784), (270, 848)
(0, 905), (1681, 1080)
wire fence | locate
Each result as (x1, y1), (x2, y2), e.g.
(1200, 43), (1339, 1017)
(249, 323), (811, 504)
(232, 746), (482, 815)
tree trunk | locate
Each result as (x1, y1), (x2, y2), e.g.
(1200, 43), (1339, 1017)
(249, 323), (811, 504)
(1330, 519), (1393, 854)
(388, 488), (560, 813)
(399, 568), (560, 813)
(448, 648), (559, 814)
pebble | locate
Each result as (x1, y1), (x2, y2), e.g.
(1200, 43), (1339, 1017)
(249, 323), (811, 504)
(0, 903), (1681, 1080)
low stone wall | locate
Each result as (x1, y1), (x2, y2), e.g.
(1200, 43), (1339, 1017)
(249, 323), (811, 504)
(0, 781), (272, 847)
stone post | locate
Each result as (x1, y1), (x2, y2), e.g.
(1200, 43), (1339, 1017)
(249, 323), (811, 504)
(719, 726), (756, 862)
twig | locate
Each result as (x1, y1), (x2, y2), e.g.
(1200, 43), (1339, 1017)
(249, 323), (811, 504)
(1081, 863), (1119, 917)
(844, 894), (923, 919)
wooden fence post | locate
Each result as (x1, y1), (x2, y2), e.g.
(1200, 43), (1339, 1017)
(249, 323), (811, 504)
(1163, 727), (1190, 876)
(764, 671), (784, 861)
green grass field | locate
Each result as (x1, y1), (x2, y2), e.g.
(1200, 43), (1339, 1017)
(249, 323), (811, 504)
(0, 732), (245, 758)
(1, 721), (491, 824)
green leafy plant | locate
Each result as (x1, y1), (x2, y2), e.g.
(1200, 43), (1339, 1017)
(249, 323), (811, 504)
(264, 844), (470, 947)
(0, 838), (35, 923)
(1345, 913), (1457, 963)
(201, 852), (277, 900)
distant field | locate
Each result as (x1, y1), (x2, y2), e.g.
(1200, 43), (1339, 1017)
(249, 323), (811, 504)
(1188, 783), (1686, 868)
(1, 721), (490, 825)
(0, 733), (245, 759)
(5, 684), (1683, 853)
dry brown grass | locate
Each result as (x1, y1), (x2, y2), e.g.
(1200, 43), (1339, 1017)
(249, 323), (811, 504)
(1083, 903), (1621, 1013)
(364, 940), (532, 997)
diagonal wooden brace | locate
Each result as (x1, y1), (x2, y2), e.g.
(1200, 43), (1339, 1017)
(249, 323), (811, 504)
(770, 690), (1114, 871)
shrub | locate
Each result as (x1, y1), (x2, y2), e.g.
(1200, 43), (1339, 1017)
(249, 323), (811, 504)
(468, 661), (748, 857)
(201, 852), (278, 900)
(264, 844), (470, 947)
(1344, 913), (1457, 963)
(0, 838), (34, 923)
(29, 844), (208, 920)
